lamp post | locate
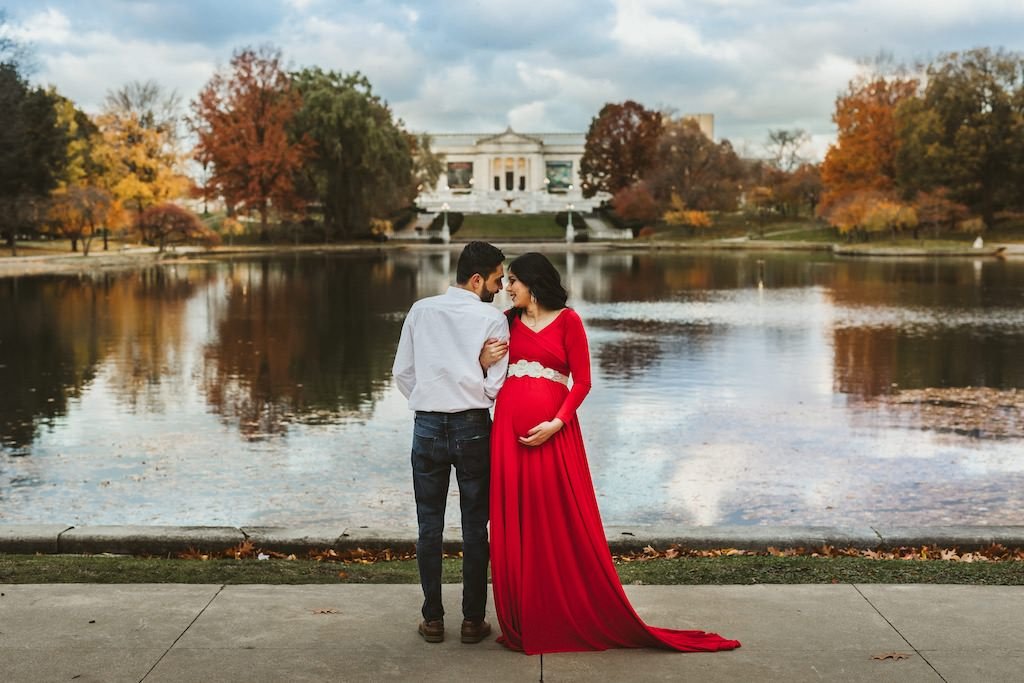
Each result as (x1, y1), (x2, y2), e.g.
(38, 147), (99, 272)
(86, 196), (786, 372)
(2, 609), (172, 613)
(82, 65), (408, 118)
(441, 202), (451, 244)
(566, 202), (575, 244)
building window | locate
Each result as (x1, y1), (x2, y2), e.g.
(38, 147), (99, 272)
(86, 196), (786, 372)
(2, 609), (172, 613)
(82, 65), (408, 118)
(446, 162), (473, 190)
(493, 176), (500, 191)
(518, 176), (525, 191)
(545, 161), (572, 192)
(505, 171), (514, 191)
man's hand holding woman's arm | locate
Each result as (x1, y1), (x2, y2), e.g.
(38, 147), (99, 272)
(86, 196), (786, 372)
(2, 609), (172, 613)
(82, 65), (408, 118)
(479, 337), (508, 371)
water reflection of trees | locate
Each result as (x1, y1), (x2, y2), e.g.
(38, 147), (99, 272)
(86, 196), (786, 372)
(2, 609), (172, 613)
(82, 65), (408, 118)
(578, 252), (826, 302)
(1, 278), (100, 452)
(594, 335), (664, 381)
(827, 259), (1015, 308)
(103, 268), (199, 412)
(0, 268), (199, 452)
(589, 320), (717, 381)
(200, 255), (418, 439)
(833, 326), (1024, 398)
(830, 260), (1024, 397)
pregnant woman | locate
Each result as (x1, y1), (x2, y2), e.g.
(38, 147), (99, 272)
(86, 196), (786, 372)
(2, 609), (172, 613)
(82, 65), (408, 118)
(487, 252), (741, 655)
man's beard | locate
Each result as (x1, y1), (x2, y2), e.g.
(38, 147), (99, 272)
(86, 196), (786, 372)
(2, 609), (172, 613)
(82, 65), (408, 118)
(479, 288), (495, 303)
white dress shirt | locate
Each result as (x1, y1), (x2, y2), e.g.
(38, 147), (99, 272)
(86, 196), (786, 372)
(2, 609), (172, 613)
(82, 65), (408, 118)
(392, 286), (510, 412)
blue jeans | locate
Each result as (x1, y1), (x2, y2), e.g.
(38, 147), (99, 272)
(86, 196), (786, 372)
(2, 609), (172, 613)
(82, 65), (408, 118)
(411, 409), (491, 622)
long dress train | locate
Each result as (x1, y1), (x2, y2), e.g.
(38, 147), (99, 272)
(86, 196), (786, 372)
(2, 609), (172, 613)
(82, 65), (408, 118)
(489, 308), (741, 655)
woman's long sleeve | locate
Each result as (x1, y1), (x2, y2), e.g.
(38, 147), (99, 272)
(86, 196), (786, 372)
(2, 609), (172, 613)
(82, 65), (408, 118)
(555, 310), (592, 425)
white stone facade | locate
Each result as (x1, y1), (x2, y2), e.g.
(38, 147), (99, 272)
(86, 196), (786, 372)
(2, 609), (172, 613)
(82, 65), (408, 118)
(415, 127), (608, 214)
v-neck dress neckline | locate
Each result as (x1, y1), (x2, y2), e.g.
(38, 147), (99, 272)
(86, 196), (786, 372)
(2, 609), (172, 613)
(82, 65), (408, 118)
(517, 308), (567, 335)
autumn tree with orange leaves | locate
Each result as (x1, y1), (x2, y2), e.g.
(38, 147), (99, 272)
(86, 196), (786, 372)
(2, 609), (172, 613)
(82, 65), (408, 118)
(94, 81), (189, 226)
(819, 71), (918, 220)
(46, 185), (119, 255)
(190, 46), (312, 240)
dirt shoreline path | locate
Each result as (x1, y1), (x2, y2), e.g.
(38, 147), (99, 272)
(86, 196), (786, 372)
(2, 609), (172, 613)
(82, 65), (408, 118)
(0, 244), (398, 279)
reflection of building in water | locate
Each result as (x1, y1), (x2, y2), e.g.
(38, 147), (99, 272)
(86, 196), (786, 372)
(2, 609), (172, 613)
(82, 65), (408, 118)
(416, 117), (714, 215)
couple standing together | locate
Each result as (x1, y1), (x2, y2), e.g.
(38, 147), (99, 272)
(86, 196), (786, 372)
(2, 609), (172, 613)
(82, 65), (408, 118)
(392, 241), (740, 655)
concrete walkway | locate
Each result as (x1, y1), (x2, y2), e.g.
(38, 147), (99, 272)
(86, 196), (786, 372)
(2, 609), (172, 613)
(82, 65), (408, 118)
(1, 583), (1021, 682)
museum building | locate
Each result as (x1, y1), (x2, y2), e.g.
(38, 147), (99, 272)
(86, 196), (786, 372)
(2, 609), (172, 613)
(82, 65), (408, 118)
(414, 127), (597, 215)
(414, 116), (713, 215)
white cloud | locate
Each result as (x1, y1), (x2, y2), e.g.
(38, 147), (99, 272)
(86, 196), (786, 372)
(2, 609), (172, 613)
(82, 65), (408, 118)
(282, 14), (421, 92)
(400, 5), (420, 23)
(513, 61), (617, 107)
(4, 0), (1024, 158)
(508, 101), (548, 130)
(853, 0), (1024, 26)
(610, 0), (742, 61)
(9, 9), (215, 113)
(8, 7), (72, 44)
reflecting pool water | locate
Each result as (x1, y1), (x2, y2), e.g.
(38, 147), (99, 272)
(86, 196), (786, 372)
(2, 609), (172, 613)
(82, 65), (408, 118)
(2, 249), (1022, 527)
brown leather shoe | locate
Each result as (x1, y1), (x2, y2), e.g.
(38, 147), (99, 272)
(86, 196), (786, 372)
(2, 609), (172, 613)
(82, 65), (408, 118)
(461, 618), (492, 644)
(418, 619), (444, 643)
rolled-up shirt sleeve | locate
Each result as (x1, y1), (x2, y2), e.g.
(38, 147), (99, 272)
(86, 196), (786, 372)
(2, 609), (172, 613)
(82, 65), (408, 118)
(392, 311), (417, 399)
(482, 315), (510, 401)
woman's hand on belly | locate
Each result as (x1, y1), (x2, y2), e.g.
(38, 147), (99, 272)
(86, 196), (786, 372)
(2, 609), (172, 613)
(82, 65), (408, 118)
(517, 418), (565, 448)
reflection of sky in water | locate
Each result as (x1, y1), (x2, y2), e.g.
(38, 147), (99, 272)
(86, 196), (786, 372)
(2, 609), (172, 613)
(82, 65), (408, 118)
(576, 286), (1024, 527)
(2, 253), (1023, 528)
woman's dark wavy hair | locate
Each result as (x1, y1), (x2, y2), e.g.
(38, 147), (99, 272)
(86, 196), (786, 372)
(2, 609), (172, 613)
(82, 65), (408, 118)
(507, 252), (568, 320)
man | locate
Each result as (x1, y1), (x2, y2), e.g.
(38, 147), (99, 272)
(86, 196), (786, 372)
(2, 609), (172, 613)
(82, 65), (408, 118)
(392, 241), (510, 644)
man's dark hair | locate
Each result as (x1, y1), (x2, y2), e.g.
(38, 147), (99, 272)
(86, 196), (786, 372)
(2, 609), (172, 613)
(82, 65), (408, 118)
(456, 241), (505, 284)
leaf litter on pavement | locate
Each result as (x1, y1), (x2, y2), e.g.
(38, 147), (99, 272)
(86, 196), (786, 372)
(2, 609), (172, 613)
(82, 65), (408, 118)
(172, 541), (1024, 566)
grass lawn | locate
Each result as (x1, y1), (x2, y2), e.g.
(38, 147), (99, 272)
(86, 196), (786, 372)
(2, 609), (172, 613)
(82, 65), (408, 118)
(2, 554), (1021, 585)
(455, 213), (564, 240)
(833, 238), (1009, 253)
(760, 226), (838, 242)
(642, 215), (824, 242)
(2, 238), (139, 256)
(3, 239), (83, 256)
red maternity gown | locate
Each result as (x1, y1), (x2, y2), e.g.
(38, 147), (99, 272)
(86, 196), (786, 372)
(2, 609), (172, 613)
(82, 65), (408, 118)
(489, 308), (741, 655)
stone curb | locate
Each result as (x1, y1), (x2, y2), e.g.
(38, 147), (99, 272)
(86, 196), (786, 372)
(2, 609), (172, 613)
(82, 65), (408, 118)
(3, 524), (1024, 556)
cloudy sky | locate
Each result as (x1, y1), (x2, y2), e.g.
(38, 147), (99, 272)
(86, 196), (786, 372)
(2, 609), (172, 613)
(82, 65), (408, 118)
(4, 0), (1024, 159)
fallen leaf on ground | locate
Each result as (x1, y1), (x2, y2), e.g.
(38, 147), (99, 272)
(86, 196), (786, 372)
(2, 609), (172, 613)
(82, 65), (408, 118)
(178, 546), (210, 561)
(312, 608), (339, 614)
(872, 652), (912, 661)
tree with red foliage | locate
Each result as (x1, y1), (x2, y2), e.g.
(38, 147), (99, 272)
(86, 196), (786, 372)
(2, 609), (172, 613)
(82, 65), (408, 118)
(645, 117), (745, 212)
(912, 189), (969, 239)
(611, 182), (659, 234)
(580, 101), (662, 198)
(775, 163), (823, 216)
(190, 45), (312, 240)
(136, 202), (219, 252)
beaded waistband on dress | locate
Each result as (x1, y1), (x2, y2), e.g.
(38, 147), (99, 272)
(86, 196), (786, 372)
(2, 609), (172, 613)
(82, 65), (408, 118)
(507, 359), (569, 386)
